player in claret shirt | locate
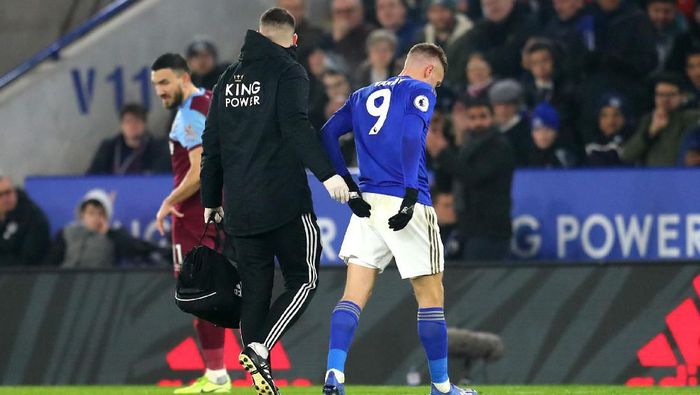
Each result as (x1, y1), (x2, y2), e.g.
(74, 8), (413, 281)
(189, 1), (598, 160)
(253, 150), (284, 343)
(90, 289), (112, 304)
(319, 43), (478, 395)
(151, 53), (231, 394)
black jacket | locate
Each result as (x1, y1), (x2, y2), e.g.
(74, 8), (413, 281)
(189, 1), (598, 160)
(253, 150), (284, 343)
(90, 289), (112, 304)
(0, 189), (50, 266)
(667, 23), (700, 73)
(201, 30), (336, 236)
(588, 1), (657, 80)
(575, 3), (657, 136)
(87, 133), (171, 175)
(525, 144), (577, 168)
(585, 133), (627, 167)
(500, 115), (533, 168)
(436, 129), (514, 239)
(542, 10), (592, 82)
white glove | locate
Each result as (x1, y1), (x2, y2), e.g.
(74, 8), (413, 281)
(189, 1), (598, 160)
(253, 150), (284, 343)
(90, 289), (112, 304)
(204, 207), (224, 224)
(323, 174), (350, 204)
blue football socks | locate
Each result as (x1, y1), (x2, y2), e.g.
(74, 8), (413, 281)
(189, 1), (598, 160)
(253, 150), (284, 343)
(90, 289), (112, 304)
(326, 300), (362, 377)
(418, 307), (449, 388)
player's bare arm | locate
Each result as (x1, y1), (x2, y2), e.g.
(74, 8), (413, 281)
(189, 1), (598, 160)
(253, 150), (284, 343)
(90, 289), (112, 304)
(156, 147), (202, 235)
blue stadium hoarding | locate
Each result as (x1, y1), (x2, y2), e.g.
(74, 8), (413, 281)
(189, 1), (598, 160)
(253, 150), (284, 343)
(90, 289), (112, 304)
(510, 168), (700, 261)
(24, 168), (700, 263)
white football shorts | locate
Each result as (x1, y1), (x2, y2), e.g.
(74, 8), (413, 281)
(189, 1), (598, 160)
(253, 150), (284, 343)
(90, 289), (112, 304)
(338, 192), (444, 279)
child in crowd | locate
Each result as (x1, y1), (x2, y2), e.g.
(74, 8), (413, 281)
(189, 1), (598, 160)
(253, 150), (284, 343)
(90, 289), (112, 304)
(526, 102), (577, 168)
(44, 189), (168, 267)
(585, 94), (631, 166)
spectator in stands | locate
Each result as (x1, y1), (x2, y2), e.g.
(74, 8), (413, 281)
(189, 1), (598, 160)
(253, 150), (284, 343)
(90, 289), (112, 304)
(44, 189), (167, 268)
(417, 0), (473, 59)
(683, 49), (700, 109)
(677, 0), (696, 20)
(464, 52), (494, 100)
(316, 70), (357, 166)
(323, 70), (353, 121)
(647, 0), (686, 75)
(432, 189), (462, 260)
(355, 29), (401, 88)
(0, 174), (50, 266)
(526, 102), (577, 168)
(489, 79), (531, 166)
(458, 0), (482, 20)
(185, 37), (229, 90)
(585, 93), (631, 166)
(578, 0), (657, 122)
(307, 47), (352, 127)
(677, 125), (700, 166)
(278, 0), (328, 65)
(375, 0), (421, 55)
(521, 38), (579, 152)
(307, 48), (331, 128)
(426, 109), (456, 191)
(667, 2), (700, 72)
(542, 0), (592, 81)
(447, 96), (471, 148)
(589, 0), (658, 79)
(446, 0), (538, 87)
(622, 74), (700, 166)
(87, 104), (170, 175)
(433, 98), (514, 261)
(522, 39), (569, 109)
(330, 0), (376, 70)
(426, 109), (450, 159)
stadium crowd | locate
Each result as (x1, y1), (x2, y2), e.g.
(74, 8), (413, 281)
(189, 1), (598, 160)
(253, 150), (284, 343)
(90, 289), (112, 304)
(4, 0), (700, 266)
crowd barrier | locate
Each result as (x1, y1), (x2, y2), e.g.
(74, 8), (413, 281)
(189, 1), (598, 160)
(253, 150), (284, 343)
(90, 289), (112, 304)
(25, 168), (700, 263)
(0, 263), (697, 386)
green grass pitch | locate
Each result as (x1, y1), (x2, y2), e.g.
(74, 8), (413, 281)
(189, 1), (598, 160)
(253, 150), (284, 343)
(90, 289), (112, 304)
(0, 386), (698, 395)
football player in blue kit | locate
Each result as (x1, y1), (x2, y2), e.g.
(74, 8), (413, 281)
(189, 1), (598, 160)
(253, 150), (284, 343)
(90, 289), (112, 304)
(319, 43), (478, 395)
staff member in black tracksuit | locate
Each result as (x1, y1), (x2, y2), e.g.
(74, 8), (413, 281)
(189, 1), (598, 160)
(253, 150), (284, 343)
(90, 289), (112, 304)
(200, 8), (350, 395)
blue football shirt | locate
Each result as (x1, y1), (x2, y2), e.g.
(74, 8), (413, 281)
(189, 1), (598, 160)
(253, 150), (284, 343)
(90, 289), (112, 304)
(321, 76), (436, 206)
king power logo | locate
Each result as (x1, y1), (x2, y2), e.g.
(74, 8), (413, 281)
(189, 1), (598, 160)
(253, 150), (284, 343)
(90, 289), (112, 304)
(627, 274), (700, 387)
(158, 330), (311, 387)
(224, 74), (261, 108)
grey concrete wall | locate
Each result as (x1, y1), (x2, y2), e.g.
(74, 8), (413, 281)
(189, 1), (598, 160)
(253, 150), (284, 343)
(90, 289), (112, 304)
(0, 0), (112, 76)
(0, 0), (277, 183)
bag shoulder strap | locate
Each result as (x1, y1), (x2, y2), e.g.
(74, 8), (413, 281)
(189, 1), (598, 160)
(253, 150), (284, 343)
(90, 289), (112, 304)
(198, 218), (223, 250)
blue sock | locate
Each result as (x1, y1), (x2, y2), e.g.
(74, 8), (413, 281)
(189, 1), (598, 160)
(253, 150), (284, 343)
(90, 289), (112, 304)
(326, 300), (361, 375)
(418, 307), (449, 385)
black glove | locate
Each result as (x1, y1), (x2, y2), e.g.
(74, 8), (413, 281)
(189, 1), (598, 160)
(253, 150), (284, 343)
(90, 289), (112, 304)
(388, 188), (418, 231)
(343, 175), (371, 218)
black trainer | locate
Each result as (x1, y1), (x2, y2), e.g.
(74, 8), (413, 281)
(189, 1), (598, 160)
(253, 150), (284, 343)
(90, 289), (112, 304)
(239, 345), (280, 395)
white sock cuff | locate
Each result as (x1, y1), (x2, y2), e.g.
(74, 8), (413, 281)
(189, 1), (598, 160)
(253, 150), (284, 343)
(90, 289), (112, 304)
(249, 342), (270, 360)
(326, 368), (346, 384)
(205, 368), (229, 382)
(434, 380), (451, 393)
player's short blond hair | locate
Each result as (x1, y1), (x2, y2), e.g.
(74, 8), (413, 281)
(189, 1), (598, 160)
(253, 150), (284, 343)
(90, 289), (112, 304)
(407, 43), (448, 74)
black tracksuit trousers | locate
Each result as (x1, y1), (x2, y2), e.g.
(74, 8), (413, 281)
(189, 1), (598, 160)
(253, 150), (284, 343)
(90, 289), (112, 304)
(231, 212), (321, 350)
